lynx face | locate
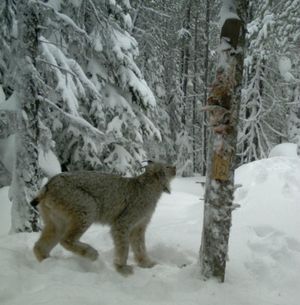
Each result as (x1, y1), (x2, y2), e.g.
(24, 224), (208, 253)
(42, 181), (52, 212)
(145, 162), (176, 193)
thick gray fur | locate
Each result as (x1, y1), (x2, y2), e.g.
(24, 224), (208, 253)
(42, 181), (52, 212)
(33, 162), (176, 275)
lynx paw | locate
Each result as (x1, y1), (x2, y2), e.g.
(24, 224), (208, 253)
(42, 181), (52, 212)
(138, 259), (157, 268)
(85, 248), (99, 261)
(33, 244), (49, 262)
(115, 264), (134, 276)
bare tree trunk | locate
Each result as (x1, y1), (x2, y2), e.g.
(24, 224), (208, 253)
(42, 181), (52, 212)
(199, 0), (248, 282)
(201, 0), (211, 176)
(10, 1), (42, 232)
(192, 7), (200, 173)
(180, 1), (192, 125)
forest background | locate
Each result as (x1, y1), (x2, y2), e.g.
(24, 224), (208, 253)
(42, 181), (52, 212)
(0, 0), (299, 233)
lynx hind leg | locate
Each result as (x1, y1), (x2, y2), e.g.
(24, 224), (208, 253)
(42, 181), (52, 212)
(34, 205), (62, 262)
(130, 222), (156, 268)
(60, 216), (98, 261)
(111, 225), (133, 276)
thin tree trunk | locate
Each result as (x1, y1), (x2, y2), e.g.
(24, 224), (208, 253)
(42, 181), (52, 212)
(199, 0), (248, 282)
(192, 8), (200, 173)
(10, 1), (41, 232)
(201, 0), (210, 176)
(181, 1), (191, 125)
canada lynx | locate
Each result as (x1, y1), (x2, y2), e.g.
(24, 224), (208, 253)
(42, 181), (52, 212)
(32, 162), (176, 275)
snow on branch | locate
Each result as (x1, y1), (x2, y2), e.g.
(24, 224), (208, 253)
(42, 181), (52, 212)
(40, 37), (100, 115)
(86, 0), (107, 28)
(118, 66), (156, 109)
(33, 0), (89, 39)
(138, 112), (161, 141)
(140, 5), (171, 18)
(38, 96), (105, 142)
(263, 120), (286, 138)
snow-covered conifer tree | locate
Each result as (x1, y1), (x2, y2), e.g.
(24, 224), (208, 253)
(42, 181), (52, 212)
(42, 0), (160, 174)
(238, 0), (299, 163)
(277, 0), (300, 155)
(1, 0), (160, 231)
(10, 0), (42, 232)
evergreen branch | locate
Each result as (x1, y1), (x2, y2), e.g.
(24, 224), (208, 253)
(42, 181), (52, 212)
(130, 0), (142, 34)
(263, 120), (287, 138)
(256, 122), (270, 157)
(132, 27), (146, 34)
(241, 104), (262, 123)
(86, 0), (107, 28)
(141, 6), (171, 18)
(38, 39), (68, 51)
(36, 58), (77, 78)
(32, 0), (89, 39)
(38, 96), (105, 141)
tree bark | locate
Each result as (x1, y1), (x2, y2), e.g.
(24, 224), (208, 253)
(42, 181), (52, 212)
(201, 0), (210, 176)
(0, 110), (19, 138)
(180, 1), (192, 125)
(199, 0), (248, 282)
(10, 1), (42, 232)
(192, 6), (200, 173)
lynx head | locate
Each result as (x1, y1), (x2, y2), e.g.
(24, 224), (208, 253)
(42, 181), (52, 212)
(144, 161), (176, 193)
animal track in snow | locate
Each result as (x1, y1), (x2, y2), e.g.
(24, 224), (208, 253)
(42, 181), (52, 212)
(245, 225), (300, 282)
(253, 166), (268, 184)
(234, 187), (248, 201)
(248, 225), (300, 260)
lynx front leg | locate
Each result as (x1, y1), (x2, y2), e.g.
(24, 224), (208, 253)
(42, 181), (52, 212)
(111, 225), (133, 276)
(129, 222), (156, 268)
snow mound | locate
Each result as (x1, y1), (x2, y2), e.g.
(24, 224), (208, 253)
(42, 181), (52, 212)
(232, 157), (300, 295)
(269, 142), (298, 158)
(0, 158), (299, 305)
(234, 157), (300, 237)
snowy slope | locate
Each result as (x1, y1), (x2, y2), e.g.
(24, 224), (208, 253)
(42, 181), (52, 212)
(0, 157), (300, 305)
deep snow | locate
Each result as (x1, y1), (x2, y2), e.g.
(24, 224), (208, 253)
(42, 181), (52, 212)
(0, 157), (300, 305)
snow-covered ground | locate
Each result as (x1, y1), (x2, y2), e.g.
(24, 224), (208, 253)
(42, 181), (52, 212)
(1, 157), (300, 305)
